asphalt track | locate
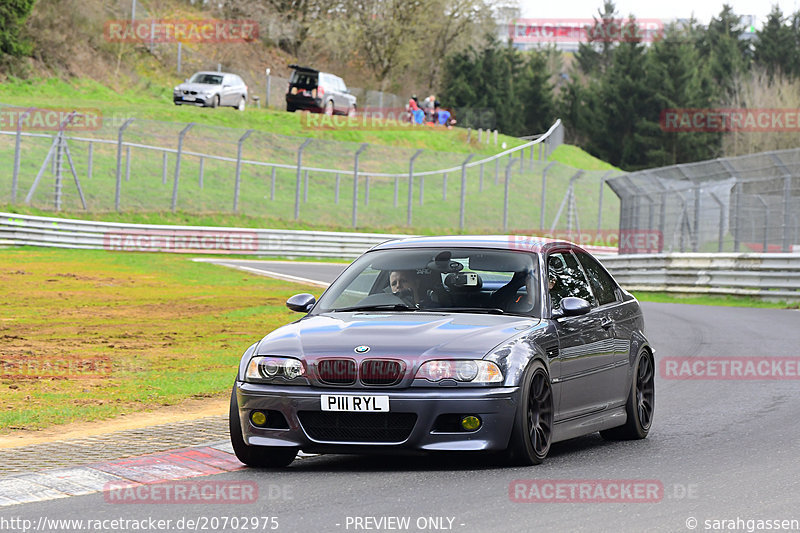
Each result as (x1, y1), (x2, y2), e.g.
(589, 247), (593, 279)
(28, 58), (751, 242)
(5, 260), (800, 533)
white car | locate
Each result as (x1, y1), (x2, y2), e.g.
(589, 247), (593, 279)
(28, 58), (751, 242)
(173, 71), (248, 110)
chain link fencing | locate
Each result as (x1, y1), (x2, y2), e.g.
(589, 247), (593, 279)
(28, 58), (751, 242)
(608, 150), (800, 253)
(1, 112), (625, 234)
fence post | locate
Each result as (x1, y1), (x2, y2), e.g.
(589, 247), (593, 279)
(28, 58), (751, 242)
(162, 152), (168, 185)
(709, 192), (725, 252)
(479, 162), (484, 192)
(494, 130), (498, 145)
(12, 107), (35, 204)
(503, 158), (514, 231)
(459, 154), (475, 230)
(352, 143), (368, 228)
(408, 149), (423, 226)
(519, 148), (524, 173)
(733, 182), (741, 252)
(270, 167), (277, 201)
(171, 122), (195, 212)
(198, 156), (204, 189)
(529, 142), (535, 168)
(540, 161), (555, 230)
(125, 145), (131, 182)
(233, 130), (253, 212)
(596, 170), (613, 232)
(692, 185), (701, 252)
(294, 139), (312, 220)
(756, 195), (768, 252)
(115, 118), (135, 212)
(87, 142), (93, 180)
(478, 128), (483, 143)
(334, 173), (340, 204)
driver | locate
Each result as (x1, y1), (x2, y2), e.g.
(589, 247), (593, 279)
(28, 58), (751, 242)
(389, 270), (423, 303)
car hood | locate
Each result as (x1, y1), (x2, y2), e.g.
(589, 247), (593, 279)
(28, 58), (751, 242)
(256, 312), (540, 360)
(176, 83), (220, 92)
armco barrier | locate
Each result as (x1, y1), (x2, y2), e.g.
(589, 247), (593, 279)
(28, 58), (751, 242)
(0, 212), (402, 258)
(601, 254), (800, 301)
(3, 213), (799, 301)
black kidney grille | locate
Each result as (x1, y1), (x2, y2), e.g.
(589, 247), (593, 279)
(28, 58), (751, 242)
(317, 359), (357, 384)
(360, 360), (403, 385)
(298, 411), (417, 442)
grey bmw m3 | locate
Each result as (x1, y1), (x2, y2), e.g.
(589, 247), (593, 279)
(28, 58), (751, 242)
(230, 236), (654, 467)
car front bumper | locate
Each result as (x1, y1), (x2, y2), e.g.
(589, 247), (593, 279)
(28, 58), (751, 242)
(173, 94), (215, 106)
(234, 382), (520, 454)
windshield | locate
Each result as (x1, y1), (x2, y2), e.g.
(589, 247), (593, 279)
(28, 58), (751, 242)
(313, 248), (540, 316)
(189, 73), (223, 85)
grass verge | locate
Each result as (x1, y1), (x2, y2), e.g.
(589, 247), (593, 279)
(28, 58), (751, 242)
(0, 247), (316, 432)
(633, 291), (798, 309)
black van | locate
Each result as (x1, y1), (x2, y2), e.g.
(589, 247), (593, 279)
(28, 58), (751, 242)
(285, 65), (357, 115)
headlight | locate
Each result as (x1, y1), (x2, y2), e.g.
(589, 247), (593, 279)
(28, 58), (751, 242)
(245, 356), (306, 384)
(173, 86), (181, 92)
(415, 360), (502, 383)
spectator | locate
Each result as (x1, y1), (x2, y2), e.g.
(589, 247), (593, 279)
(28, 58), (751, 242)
(421, 95), (436, 122)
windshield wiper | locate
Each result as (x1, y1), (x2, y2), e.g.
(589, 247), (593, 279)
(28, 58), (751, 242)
(424, 307), (505, 314)
(332, 304), (416, 312)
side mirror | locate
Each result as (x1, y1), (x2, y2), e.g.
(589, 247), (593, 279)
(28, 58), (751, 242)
(184, 78), (189, 83)
(558, 297), (592, 317)
(286, 293), (316, 313)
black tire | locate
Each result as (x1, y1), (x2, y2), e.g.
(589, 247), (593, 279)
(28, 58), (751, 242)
(507, 360), (554, 465)
(324, 100), (334, 115)
(229, 386), (297, 467)
(347, 104), (356, 117)
(600, 349), (655, 440)
(211, 95), (220, 108)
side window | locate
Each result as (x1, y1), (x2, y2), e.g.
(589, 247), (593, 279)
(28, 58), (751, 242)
(576, 251), (617, 306)
(547, 251), (595, 310)
(339, 77), (348, 92)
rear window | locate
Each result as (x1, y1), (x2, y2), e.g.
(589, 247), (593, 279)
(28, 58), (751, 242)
(290, 71), (318, 88)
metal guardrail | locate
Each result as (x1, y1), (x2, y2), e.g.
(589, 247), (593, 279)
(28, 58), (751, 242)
(601, 254), (800, 300)
(3, 213), (798, 300)
(0, 212), (403, 258)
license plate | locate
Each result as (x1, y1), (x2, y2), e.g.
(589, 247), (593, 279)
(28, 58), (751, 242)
(321, 395), (389, 412)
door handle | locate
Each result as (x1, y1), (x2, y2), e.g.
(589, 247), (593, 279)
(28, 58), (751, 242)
(600, 317), (613, 329)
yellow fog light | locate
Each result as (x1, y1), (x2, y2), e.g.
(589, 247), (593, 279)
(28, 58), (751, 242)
(250, 410), (268, 427)
(461, 415), (481, 431)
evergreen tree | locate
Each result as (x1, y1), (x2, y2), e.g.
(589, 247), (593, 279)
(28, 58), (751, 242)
(0, 0), (36, 58)
(642, 24), (721, 166)
(697, 5), (751, 96)
(754, 6), (793, 81)
(518, 50), (555, 136)
(574, 0), (618, 76)
(587, 17), (652, 169)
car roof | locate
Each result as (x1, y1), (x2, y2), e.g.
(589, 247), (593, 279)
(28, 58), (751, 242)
(288, 64), (319, 73)
(191, 71), (235, 76)
(370, 235), (581, 254)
